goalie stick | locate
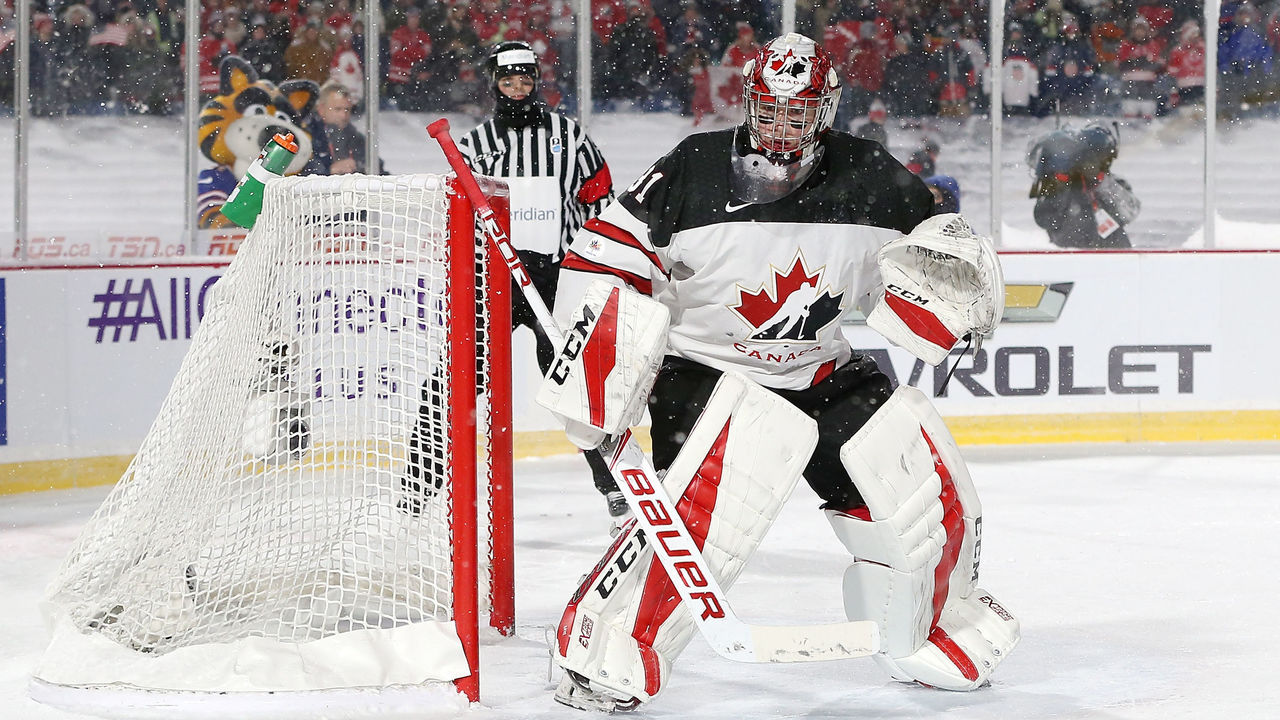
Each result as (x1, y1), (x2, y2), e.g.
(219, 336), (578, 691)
(428, 118), (879, 664)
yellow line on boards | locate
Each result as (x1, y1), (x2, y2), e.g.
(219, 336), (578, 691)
(3, 414), (1277, 496)
(948, 410), (1280, 445)
(0, 455), (134, 495)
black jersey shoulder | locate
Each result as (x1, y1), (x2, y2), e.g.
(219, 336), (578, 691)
(800, 131), (935, 234)
(615, 129), (736, 247)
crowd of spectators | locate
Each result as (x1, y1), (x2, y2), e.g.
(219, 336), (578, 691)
(992, 0), (1277, 120)
(809, 0), (1277, 122)
(0, 0), (1278, 122)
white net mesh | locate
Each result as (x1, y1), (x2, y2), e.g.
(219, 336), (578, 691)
(39, 174), (499, 679)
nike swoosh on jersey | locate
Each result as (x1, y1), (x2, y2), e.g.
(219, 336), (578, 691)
(724, 200), (753, 213)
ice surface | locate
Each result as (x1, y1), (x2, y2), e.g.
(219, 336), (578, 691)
(4, 445), (1279, 719)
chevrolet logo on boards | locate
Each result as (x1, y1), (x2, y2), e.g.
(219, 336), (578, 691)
(843, 283), (1073, 325)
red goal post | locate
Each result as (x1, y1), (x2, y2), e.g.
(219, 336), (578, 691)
(30, 173), (513, 713)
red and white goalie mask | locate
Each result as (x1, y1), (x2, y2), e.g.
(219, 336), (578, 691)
(732, 33), (841, 204)
(743, 33), (840, 163)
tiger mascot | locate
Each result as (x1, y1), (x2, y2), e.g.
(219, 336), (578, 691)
(197, 56), (319, 229)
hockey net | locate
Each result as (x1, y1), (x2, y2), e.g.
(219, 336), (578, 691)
(31, 174), (513, 714)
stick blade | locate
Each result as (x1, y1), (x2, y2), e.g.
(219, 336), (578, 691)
(745, 621), (880, 663)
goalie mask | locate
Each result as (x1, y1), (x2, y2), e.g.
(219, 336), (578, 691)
(486, 40), (543, 129)
(732, 33), (841, 204)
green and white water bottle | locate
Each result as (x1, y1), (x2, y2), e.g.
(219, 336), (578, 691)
(220, 132), (299, 229)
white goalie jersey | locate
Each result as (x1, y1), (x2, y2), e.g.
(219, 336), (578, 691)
(555, 128), (938, 391)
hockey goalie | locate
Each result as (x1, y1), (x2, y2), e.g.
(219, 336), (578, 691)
(535, 33), (1020, 713)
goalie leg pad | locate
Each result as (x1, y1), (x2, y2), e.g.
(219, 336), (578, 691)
(554, 519), (671, 707)
(537, 279), (671, 448)
(876, 589), (1020, 691)
(555, 372), (817, 703)
(831, 385), (1016, 689)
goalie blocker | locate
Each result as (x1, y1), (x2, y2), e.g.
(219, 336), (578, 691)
(536, 279), (670, 450)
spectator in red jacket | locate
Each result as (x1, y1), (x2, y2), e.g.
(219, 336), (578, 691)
(1166, 20), (1206, 111)
(821, 20), (859, 75)
(387, 7), (431, 109)
(325, 0), (354, 36)
(682, 48), (715, 125)
(715, 22), (757, 108)
(196, 16), (238, 97)
(470, 0), (508, 45)
(721, 22), (758, 68)
(591, 0), (627, 45)
(1116, 16), (1167, 119)
(846, 32), (887, 100)
(823, 20), (861, 125)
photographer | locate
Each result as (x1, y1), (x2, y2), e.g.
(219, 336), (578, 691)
(1029, 122), (1140, 248)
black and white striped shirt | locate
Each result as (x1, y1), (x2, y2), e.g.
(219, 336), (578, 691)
(458, 110), (614, 262)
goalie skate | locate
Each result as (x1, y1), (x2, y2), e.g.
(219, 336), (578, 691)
(83, 560), (200, 653)
(241, 338), (311, 464)
(553, 671), (641, 714)
(604, 489), (629, 518)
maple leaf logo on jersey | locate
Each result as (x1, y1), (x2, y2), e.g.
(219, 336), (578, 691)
(730, 253), (844, 342)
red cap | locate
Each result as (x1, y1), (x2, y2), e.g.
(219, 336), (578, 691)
(274, 133), (300, 153)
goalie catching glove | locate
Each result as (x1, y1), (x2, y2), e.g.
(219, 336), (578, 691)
(867, 213), (1004, 366)
(536, 280), (670, 449)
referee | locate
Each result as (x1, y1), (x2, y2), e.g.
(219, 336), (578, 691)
(459, 40), (615, 372)
(405, 41), (623, 518)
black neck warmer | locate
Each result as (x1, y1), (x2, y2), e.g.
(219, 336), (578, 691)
(495, 94), (546, 132)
